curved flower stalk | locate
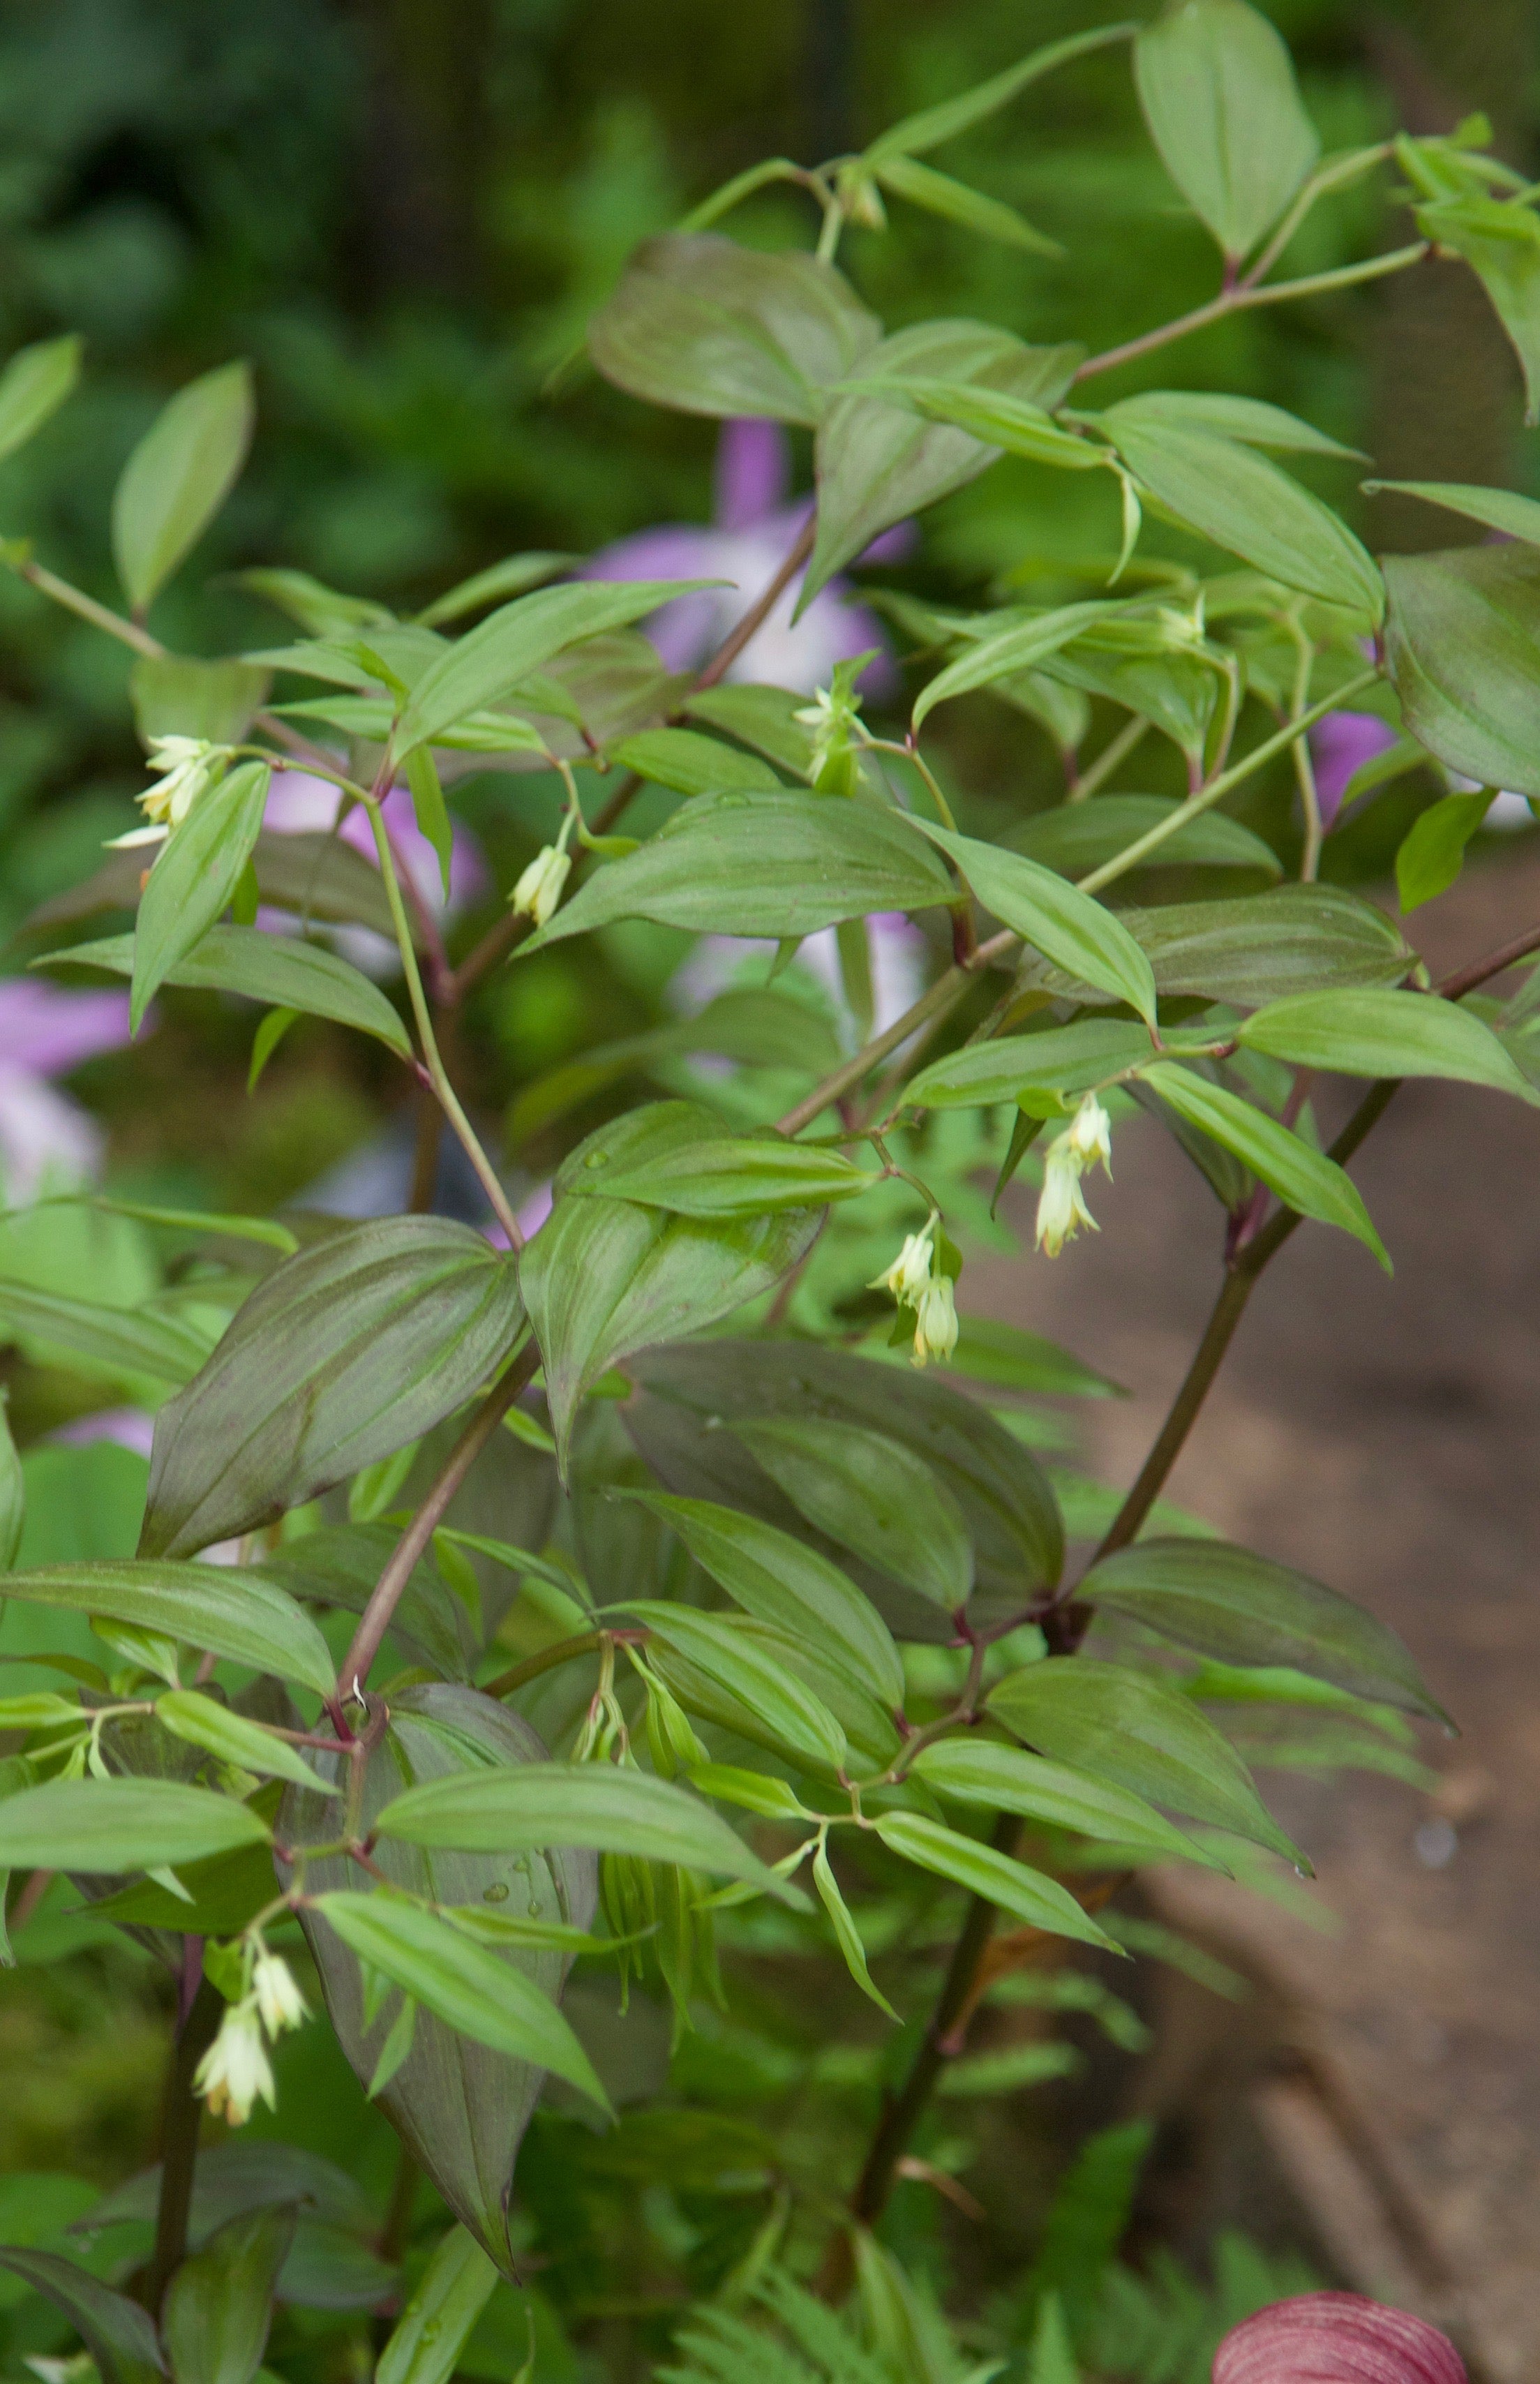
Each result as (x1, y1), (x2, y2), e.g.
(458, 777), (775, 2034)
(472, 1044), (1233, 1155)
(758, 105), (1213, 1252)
(261, 770), (486, 974)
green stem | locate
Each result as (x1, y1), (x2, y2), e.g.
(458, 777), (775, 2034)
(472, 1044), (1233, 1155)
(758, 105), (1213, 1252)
(1285, 613), (1324, 883)
(1068, 713), (1146, 803)
(775, 958), (988, 1136)
(483, 1630), (606, 1699)
(1075, 242), (1428, 383)
(1238, 143), (1393, 290)
(18, 559), (165, 657)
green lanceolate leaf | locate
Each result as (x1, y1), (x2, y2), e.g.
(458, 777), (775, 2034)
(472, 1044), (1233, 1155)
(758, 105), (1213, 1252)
(132, 761), (271, 1031)
(0, 1777), (269, 1871)
(807, 323), (1083, 601)
(574, 1134), (878, 1216)
(622, 1603), (849, 1771)
(155, 1691), (335, 1792)
(0, 334), (82, 463)
(912, 601), (1131, 729)
(946, 1317), (1123, 1399)
(518, 791), (956, 953)
(813, 1840), (897, 2017)
(988, 1657), (1302, 1860)
(910, 1737), (1220, 1867)
(902, 1020), (1156, 1112)
(396, 580), (705, 757)
(372, 1764), (809, 1905)
(375, 2226), (499, 2384)
(862, 22), (1136, 167)
(871, 1812), (1115, 1946)
(1017, 885), (1413, 1007)
(0, 1561), (336, 1695)
(621, 1493), (905, 1706)
(906, 817), (1158, 1022)
(1079, 1537), (1447, 1720)
(1363, 478), (1540, 547)
(139, 1218), (525, 1557)
(1238, 987), (1532, 1096)
(1139, 1061), (1390, 1267)
(1414, 193), (1540, 424)
(315, 1893), (608, 2112)
(1010, 794), (1280, 881)
(112, 360), (255, 613)
(1106, 390), (1362, 459)
(1383, 544), (1540, 799)
(47, 927), (412, 1059)
(844, 378), (1102, 471)
(0, 1279), (211, 1385)
(163, 2207), (294, 2384)
(0, 2250), (164, 2384)
(607, 727), (783, 796)
(1106, 420), (1382, 619)
(588, 232), (881, 425)
(731, 1415), (973, 1609)
(1395, 791), (1493, 912)
(417, 551), (576, 628)
(1134, 0), (1318, 264)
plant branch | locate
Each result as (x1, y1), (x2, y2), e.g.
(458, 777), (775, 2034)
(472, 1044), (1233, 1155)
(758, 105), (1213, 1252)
(696, 514), (817, 692)
(142, 1965), (223, 2316)
(1068, 713), (1146, 802)
(1074, 243), (1428, 382)
(483, 1630), (606, 1699)
(338, 1349), (537, 1697)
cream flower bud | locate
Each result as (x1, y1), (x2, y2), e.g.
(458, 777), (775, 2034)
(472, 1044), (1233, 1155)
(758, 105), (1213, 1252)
(911, 1272), (958, 1367)
(1066, 1093), (1112, 1175)
(1035, 1135), (1099, 1258)
(868, 1227), (935, 1306)
(511, 844), (571, 927)
(193, 1997), (276, 2127)
(252, 1950), (308, 2038)
(136, 736), (233, 831)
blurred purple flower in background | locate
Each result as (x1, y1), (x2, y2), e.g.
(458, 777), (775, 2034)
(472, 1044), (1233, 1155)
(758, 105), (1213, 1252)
(261, 772), (486, 973)
(1308, 710), (1396, 831)
(584, 418), (902, 696)
(0, 978), (134, 1205)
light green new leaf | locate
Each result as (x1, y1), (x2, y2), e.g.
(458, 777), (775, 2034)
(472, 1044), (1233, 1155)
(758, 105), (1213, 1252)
(807, 322), (1082, 602)
(622, 1491), (904, 1706)
(0, 1777), (269, 1871)
(373, 1764), (809, 1906)
(1383, 544), (1540, 799)
(156, 1690), (335, 1793)
(0, 334), (82, 463)
(518, 790), (956, 953)
(417, 552), (575, 629)
(989, 1657), (1302, 1860)
(1105, 389), (1362, 459)
(733, 1414), (973, 1609)
(315, 1893), (608, 2112)
(587, 233), (881, 426)
(1, 1560), (336, 1696)
(0, 2250), (164, 2384)
(132, 760), (271, 1031)
(1107, 419), (1382, 618)
(375, 2227), (498, 2384)
(847, 378), (1101, 470)
(1237, 988), (1532, 1097)
(872, 1811), (1116, 1946)
(1134, 0), (1318, 262)
(405, 747), (453, 900)
(1140, 1061), (1389, 1267)
(909, 817), (1158, 1024)
(913, 601), (1130, 729)
(130, 655), (269, 747)
(870, 155), (1059, 255)
(396, 581), (708, 757)
(1395, 791), (1493, 914)
(1364, 477), (1540, 547)
(622, 1602), (849, 1771)
(1079, 1537), (1447, 1719)
(911, 1738), (1220, 1867)
(813, 1840), (896, 2018)
(163, 2207), (292, 2384)
(49, 927), (412, 1059)
(140, 1218), (525, 1558)
(112, 361), (255, 613)
(863, 22), (1136, 166)
(575, 1135), (877, 1216)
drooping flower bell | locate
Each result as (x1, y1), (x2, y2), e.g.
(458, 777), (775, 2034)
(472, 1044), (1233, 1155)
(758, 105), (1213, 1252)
(510, 842), (572, 927)
(1036, 1094), (1113, 1258)
(252, 1949), (308, 2037)
(869, 1214), (959, 1367)
(107, 736), (234, 849)
(193, 1997), (276, 2127)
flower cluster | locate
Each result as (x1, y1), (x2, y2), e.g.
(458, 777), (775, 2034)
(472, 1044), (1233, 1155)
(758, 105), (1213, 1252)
(869, 1216), (959, 1367)
(1035, 1094), (1114, 1258)
(107, 736), (234, 849)
(193, 1949), (308, 2127)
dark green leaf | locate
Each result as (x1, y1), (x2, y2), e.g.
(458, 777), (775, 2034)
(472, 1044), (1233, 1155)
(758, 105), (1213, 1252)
(45, 927), (412, 1059)
(0, 1562), (335, 1694)
(576, 1135), (877, 1216)
(132, 760), (270, 1030)
(518, 790), (956, 953)
(0, 334), (81, 462)
(946, 1317), (1123, 1399)
(621, 1492), (904, 1706)
(1383, 544), (1540, 798)
(375, 2226), (499, 2384)
(682, 684), (817, 776)
(731, 1415), (973, 1609)
(1079, 1537), (1446, 1719)
(1139, 1061), (1390, 1265)
(0, 2249), (163, 2384)
(587, 232), (881, 426)
(86, 1836), (281, 1937)
(0, 1777), (269, 1871)
(112, 362), (255, 613)
(1134, 0), (1318, 262)
(911, 1738), (1218, 1865)
(606, 727), (782, 796)
(622, 1603), (849, 1770)
(908, 817), (1158, 1022)
(140, 1219), (525, 1557)
(1010, 794), (1280, 880)
(373, 1763), (808, 1904)
(872, 1811), (1116, 1945)
(989, 1657), (1302, 1858)
(163, 2208), (293, 2384)
(315, 1893), (608, 2111)
(1237, 987), (1532, 1096)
